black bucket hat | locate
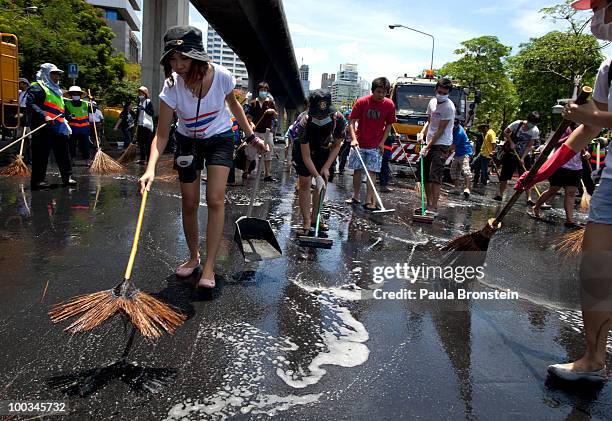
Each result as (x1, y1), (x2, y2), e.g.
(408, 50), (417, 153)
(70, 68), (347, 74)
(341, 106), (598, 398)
(308, 89), (335, 117)
(160, 25), (210, 64)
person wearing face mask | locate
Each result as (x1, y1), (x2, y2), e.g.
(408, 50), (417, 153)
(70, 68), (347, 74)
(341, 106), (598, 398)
(290, 90), (346, 235)
(136, 86), (155, 164)
(496, 112), (542, 203)
(64, 86), (91, 163)
(26, 63), (75, 189)
(513, 0), (612, 383)
(246, 81), (278, 181)
(417, 78), (455, 217)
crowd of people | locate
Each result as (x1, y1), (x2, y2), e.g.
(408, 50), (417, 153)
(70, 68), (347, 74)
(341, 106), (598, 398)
(5, 0), (612, 385)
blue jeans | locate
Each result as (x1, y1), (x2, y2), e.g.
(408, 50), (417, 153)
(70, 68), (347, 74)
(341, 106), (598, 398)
(471, 155), (490, 185)
(380, 148), (392, 186)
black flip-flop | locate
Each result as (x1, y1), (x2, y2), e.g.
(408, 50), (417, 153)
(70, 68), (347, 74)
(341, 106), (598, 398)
(564, 221), (583, 229)
(311, 222), (329, 232)
(363, 204), (380, 212)
(527, 210), (556, 224)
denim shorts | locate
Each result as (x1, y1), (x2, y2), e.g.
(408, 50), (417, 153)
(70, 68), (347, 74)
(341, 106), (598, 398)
(588, 178), (612, 225)
(347, 147), (382, 173)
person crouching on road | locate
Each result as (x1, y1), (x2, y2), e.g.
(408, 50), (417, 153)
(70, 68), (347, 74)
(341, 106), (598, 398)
(26, 63), (76, 190)
(291, 90), (346, 235)
(64, 86), (92, 164)
(345, 77), (397, 210)
(138, 25), (267, 289)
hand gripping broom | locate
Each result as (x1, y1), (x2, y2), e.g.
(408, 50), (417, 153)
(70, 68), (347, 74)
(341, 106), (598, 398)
(442, 87), (592, 262)
(49, 189), (186, 338)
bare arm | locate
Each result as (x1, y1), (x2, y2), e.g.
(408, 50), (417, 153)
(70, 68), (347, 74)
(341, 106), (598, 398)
(226, 92), (255, 137)
(520, 140), (534, 160)
(379, 124), (392, 152)
(563, 100), (608, 152)
(349, 119), (358, 146)
(138, 100), (173, 193)
(300, 143), (319, 178)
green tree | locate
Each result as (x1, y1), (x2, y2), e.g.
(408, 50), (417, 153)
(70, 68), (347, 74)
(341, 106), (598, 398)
(509, 1), (604, 132)
(439, 36), (518, 131)
(0, 0), (126, 100)
(509, 31), (603, 129)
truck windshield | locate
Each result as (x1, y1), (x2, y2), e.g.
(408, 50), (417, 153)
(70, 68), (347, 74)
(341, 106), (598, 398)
(395, 85), (463, 117)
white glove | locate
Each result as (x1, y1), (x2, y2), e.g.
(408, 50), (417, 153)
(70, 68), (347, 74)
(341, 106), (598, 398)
(315, 175), (325, 191)
(416, 132), (424, 143)
(419, 146), (429, 157)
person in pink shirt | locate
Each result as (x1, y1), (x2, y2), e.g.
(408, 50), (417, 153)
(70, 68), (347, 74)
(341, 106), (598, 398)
(345, 77), (397, 210)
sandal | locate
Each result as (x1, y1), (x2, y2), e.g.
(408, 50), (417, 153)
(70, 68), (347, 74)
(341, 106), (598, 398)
(564, 221), (582, 229)
(363, 204), (380, 211)
(176, 258), (201, 277)
(311, 222), (329, 232)
(197, 272), (216, 289)
(296, 227), (312, 236)
(345, 197), (361, 205)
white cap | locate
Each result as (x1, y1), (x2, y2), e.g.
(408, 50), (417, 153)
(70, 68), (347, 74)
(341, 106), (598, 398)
(44, 63), (64, 73)
(68, 86), (83, 93)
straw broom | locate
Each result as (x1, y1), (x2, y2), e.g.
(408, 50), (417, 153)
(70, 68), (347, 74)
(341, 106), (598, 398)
(49, 189), (186, 338)
(554, 227), (585, 258)
(442, 87), (592, 261)
(0, 116), (63, 175)
(117, 126), (139, 165)
(88, 90), (124, 175)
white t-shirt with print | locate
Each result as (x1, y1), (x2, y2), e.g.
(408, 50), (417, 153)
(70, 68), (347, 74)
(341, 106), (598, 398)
(507, 120), (540, 156)
(159, 63), (235, 139)
(592, 55), (612, 180)
(426, 97), (455, 146)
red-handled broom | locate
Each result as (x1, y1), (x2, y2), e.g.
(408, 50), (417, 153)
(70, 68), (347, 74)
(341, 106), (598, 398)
(442, 86), (593, 262)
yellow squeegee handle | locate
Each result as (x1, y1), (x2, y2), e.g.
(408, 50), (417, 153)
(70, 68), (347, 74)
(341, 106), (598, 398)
(124, 188), (148, 280)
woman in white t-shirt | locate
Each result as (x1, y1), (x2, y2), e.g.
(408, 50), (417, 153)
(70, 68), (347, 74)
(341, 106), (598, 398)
(139, 26), (267, 289)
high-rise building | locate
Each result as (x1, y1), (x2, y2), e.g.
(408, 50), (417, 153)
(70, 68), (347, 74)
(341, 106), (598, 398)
(321, 73), (335, 90)
(87, 0), (141, 63)
(206, 26), (249, 89)
(331, 64), (361, 105)
(299, 64), (310, 96)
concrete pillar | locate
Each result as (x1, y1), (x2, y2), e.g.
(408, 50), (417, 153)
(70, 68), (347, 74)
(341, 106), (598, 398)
(141, 0), (189, 113)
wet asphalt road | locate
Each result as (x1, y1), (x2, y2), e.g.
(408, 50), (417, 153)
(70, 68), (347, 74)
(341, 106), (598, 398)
(0, 150), (610, 420)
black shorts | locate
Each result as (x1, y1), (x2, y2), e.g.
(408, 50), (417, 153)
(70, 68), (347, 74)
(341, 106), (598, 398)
(549, 167), (582, 188)
(174, 131), (234, 183)
(422, 145), (450, 185)
(293, 149), (330, 177)
(499, 152), (520, 181)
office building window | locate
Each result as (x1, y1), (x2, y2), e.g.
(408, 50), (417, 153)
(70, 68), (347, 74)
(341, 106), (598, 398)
(106, 10), (118, 20)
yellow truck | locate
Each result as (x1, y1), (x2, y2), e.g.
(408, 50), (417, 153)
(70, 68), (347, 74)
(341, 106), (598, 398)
(0, 33), (20, 130)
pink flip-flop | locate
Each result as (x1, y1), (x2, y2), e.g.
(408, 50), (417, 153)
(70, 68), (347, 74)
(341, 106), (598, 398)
(197, 273), (216, 289)
(175, 259), (201, 277)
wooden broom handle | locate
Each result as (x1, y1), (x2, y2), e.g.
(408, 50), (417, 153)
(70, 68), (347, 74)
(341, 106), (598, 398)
(493, 86), (592, 226)
(0, 115), (61, 154)
(124, 188), (148, 280)
(87, 89), (100, 150)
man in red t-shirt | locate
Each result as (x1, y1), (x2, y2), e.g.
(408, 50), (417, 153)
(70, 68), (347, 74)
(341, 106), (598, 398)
(345, 77), (397, 210)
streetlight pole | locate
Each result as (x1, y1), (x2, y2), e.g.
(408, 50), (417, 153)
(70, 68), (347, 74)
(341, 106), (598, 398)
(389, 24), (435, 72)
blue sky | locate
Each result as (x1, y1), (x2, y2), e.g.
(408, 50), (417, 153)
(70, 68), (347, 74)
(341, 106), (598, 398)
(180, 1), (595, 89)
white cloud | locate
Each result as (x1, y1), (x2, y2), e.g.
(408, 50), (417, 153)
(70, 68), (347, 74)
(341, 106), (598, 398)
(295, 47), (330, 65)
(510, 9), (556, 39)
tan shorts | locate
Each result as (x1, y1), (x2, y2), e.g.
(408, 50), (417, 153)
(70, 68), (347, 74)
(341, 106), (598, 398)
(450, 155), (472, 181)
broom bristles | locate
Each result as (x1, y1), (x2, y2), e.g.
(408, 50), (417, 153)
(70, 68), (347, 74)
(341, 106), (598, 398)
(89, 149), (124, 175)
(121, 292), (186, 338)
(554, 227), (585, 258)
(0, 155), (30, 177)
(117, 143), (138, 165)
(49, 287), (186, 338)
(580, 193), (591, 211)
